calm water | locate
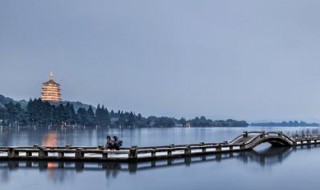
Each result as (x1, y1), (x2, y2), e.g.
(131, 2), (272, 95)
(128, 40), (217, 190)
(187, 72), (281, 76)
(1, 126), (320, 190)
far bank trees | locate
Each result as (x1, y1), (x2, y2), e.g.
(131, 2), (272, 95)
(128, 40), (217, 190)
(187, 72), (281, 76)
(0, 99), (248, 128)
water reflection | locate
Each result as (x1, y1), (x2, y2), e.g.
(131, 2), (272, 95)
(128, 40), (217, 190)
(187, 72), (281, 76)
(0, 145), (318, 183)
(0, 128), (99, 147)
(238, 146), (292, 166)
(42, 131), (58, 177)
(42, 132), (58, 147)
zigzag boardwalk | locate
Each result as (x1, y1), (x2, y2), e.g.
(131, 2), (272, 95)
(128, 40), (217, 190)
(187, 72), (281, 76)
(0, 131), (319, 162)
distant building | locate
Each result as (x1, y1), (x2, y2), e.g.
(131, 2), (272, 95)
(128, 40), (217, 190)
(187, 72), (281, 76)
(41, 72), (62, 102)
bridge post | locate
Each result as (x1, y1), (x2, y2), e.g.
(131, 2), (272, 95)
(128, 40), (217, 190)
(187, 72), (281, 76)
(167, 144), (174, 156)
(307, 139), (311, 145)
(151, 149), (156, 157)
(39, 148), (48, 158)
(58, 152), (64, 158)
(26, 151), (32, 157)
(129, 146), (138, 159)
(216, 144), (221, 152)
(185, 145), (191, 155)
(200, 142), (206, 153)
(229, 146), (233, 151)
(75, 148), (84, 158)
(240, 143), (245, 150)
(102, 151), (108, 159)
(8, 148), (19, 158)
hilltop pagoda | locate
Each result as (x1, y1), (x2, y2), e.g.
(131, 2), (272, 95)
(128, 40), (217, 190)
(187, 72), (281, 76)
(41, 72), (62, 102)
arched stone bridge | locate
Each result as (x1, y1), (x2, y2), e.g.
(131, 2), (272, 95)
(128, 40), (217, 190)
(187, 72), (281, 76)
(229, 131), (300, 150)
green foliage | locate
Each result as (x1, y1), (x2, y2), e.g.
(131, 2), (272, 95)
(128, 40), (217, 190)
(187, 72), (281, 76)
(0, 98), (249, 128)
(4, 102), (26, 127)
(188, 117), (248, 127)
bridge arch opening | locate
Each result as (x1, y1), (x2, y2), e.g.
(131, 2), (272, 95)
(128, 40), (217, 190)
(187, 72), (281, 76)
(250, 137), (292, 150)
(253, 142), (271, 151)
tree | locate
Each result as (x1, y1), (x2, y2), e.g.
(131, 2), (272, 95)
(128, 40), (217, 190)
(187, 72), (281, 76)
(5, 102), (24, 127)
(77, 108), (87, 126)
(95, 104), (104, 126)
(87, 106), (95, 126)
(69, 104), (77, 125)
(95, 105), (110, 127)
(0, 107), (7, 125)
(179, 118), (187, 127)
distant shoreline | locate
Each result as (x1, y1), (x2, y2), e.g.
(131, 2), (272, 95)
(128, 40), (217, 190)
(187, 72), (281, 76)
(251, 121), (319, 127)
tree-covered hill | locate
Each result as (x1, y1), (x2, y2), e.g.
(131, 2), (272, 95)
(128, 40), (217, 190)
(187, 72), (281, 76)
(0, 94), (16, 107)
(0, 94), (248, 128)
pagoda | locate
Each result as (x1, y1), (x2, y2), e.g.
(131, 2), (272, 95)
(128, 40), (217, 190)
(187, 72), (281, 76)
(41, 72), (62, 102)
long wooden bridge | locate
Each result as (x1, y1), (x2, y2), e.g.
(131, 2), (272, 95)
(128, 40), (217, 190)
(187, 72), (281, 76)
(0, 131), (319, 162)
(0, 147), (298, 175)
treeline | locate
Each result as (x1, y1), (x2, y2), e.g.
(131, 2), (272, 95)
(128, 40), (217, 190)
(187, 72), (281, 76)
(251, 121), (319, 127)
(0, 98), (248, 128)
(189, 116), (248, 127)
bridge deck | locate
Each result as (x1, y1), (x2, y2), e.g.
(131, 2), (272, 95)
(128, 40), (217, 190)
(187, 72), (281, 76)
(0, 131), (319, 162)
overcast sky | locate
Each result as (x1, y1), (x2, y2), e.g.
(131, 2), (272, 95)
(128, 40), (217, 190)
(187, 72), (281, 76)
(1, 0), (320, 121)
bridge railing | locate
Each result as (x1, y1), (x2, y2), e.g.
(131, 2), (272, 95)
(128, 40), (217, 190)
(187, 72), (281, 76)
(246, 131), (266, 134)
(241, 132), (297, 149)
(266, 132), (295, 145)
(228, 134), (246, 144)
(244, 135), (264, 147)
(228, 131), (265, 145)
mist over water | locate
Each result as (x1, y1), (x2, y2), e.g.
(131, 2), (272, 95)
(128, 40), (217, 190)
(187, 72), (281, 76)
(0, 126), (319, 190)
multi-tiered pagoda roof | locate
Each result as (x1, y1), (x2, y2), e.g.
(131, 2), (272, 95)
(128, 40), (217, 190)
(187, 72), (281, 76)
(41, 72), (62, 102)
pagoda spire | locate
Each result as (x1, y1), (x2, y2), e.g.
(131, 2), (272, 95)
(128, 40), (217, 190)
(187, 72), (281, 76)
(50, 71), (54, 80)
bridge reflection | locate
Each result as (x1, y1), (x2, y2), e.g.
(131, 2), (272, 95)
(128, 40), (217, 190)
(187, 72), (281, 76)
(0, 144), (318, 182)
(239, 146), (291, 166)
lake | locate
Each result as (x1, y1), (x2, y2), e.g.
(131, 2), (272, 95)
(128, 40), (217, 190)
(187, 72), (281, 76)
(0, 126), (319, 190)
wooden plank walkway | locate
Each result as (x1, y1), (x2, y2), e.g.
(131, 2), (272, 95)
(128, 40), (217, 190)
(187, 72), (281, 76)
(0, 131), (319, 162)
